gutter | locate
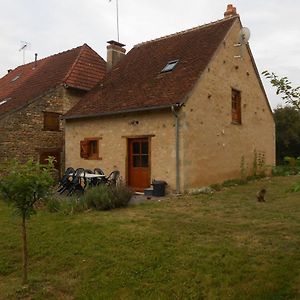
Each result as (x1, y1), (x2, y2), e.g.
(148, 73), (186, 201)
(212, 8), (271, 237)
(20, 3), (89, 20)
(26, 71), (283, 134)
(171, 103), (182, 194)
(63, 103), (177, 120)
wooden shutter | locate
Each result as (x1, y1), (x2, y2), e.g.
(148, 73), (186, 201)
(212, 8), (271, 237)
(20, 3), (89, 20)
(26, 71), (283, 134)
(44, 112), (60, 131)
(80, 140), (89, 159)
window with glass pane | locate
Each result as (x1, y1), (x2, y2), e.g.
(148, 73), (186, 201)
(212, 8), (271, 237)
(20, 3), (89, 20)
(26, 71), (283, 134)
(231, 89), (241, 124)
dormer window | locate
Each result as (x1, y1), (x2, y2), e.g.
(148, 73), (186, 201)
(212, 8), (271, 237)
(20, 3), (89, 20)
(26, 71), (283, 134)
(161, 60), (179, 73)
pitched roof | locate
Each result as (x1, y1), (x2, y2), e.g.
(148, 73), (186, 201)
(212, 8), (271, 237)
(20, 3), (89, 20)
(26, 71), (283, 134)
(0, 44), (106, 116)
(65, 16), (237, 119)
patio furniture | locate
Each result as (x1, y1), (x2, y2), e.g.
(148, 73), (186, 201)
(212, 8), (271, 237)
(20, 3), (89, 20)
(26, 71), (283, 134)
(57, 167), (74, 194)
(94, 168), (106, 185)
(67, 168), (86, 195)
(105, 170), (120, 186)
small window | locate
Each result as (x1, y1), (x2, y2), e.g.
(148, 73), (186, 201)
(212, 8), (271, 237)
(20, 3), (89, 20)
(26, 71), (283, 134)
(80, 138), (102, 160)
(44, 112), (60, 131)
(231, 89), (241, 124)
(161, 59), (179, 73)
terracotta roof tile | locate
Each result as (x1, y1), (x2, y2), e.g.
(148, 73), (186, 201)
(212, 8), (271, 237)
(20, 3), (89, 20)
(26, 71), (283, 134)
(66, 17), (237, 119)
(0, 44), (106, 116)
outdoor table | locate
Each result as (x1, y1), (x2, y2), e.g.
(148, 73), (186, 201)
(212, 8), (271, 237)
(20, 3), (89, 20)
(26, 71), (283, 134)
(81, 173), (106, 179)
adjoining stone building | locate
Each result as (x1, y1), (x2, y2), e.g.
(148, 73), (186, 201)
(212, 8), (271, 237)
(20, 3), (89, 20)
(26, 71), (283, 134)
(0, 44), (106, 175)
(64, 5), (275, 192)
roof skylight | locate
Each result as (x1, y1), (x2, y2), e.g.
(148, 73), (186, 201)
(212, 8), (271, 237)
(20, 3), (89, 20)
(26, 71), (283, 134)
(11, 75), (20, 82)
(161, 60), (179, 73)
(0, 97), (11, 106)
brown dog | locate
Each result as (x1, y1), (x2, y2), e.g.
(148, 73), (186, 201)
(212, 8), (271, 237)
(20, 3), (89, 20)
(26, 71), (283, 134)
(256, 189), (266, 202)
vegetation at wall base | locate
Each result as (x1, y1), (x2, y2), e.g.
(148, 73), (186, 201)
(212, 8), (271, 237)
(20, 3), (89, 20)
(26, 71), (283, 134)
(46, 183), (133, 214)
(0, 175), (299, 299)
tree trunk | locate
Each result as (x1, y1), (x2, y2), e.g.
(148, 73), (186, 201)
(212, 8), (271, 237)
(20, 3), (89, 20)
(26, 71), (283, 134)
(22, 215), (28, 285)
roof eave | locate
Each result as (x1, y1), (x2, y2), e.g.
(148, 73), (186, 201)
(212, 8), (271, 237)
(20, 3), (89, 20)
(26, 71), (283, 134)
(64, 103), (183, 120)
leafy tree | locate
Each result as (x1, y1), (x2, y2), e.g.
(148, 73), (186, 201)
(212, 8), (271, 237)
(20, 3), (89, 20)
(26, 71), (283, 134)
(0, 159), (55, 285)
(262, 71), (300, 110)
(273, 106), (300, 163)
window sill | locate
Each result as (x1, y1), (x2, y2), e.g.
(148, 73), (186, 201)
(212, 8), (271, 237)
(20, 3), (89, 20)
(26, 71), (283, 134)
(231, 121), (242, 125)
(84, 157), (102, 161)
(43, 129), (61, 132)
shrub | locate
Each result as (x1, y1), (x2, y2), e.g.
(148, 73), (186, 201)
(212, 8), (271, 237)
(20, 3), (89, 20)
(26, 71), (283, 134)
(110, 184), (133, 208)
(210, 183), (222, 191)
(84, 183), (133, 211)
(61, 196), (87, 215)
(84, 185), (114, 211)
(292, 182), (300, 192)
(222, 179), (247, 187)
(47, 197), (61, 213)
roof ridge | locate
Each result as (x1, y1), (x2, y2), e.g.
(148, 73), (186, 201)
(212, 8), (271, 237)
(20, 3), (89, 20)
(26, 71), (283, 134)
(134, 15), (239, 48)
(5, 44), (83, 75)
(63, 44), (86, 84)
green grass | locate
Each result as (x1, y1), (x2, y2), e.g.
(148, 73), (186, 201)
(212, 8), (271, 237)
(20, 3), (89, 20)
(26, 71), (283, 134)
(0, 176), (300, 299)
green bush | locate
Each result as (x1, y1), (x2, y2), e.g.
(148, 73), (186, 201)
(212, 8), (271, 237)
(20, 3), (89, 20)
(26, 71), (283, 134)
(84, 183), (133, 211)
(111, 184), (133, 208)
(85, 185), (114, 211)
(60, 196), (87, 215)
(46, 197), (61, 213)
(272, 164), (300, 176)
(46, 195), (87, 215)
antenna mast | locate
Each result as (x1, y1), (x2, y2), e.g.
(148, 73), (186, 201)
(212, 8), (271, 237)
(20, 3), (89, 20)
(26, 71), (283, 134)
(110, 0), (120, 42)
(19, 41), (30, 65)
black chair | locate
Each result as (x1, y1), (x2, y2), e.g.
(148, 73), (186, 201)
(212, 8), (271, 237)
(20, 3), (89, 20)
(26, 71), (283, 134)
(105, 170), (120, 186)
(85, 169), (95, 187)
(94, 168), (105, 175)
(67, 168), (86, 195)
(57, 167), (74, 194)
(94, 168), (106, 185)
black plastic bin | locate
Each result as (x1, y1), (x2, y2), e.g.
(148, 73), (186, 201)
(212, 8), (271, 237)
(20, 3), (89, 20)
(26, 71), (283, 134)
(151, 180), (167, 197)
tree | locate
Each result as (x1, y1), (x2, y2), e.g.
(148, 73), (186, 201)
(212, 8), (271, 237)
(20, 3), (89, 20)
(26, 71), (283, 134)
(0, 159), (55, 285)
(273, 106), (300, 163)
(262, 71), (300, 110)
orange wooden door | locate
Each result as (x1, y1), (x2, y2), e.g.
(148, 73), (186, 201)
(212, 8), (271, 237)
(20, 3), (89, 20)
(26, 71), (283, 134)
(128, 138), (150, 191)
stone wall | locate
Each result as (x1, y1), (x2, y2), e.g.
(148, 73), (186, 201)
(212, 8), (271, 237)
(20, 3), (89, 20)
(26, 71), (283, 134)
(65, 110), (177, 191)
(180, 19), (275, 189)
(0, 85), (85, 174)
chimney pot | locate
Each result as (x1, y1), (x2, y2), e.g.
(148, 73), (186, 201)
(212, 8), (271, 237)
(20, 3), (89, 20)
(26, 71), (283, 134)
(34, 53), (38, 67)
(106, 40), (126, 72)
(224, 4), (237, 18)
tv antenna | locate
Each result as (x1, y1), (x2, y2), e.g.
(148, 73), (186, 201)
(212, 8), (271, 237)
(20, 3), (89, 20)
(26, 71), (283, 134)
(109, 0), (120, 42)
(19, 41), (31, 65)
(234, 27), (251, 59)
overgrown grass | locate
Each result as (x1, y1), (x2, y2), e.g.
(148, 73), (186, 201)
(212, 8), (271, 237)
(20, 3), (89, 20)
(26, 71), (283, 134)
(0, 176), (300, 299)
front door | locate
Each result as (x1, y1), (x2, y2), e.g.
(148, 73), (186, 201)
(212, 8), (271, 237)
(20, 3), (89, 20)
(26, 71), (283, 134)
(128, 138), (150, 191)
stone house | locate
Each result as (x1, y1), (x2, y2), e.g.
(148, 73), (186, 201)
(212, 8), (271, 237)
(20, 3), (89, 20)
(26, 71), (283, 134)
(0, 44), (106, 175)
(64, 5), (275, 192)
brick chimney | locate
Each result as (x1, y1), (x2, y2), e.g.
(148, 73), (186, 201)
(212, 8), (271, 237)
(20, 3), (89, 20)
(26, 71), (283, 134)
(224, 4), (237, 18)
(106, 40), (126, 71)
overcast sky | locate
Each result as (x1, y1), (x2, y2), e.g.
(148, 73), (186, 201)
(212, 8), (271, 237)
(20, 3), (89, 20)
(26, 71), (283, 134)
(0, 0), (299, 109)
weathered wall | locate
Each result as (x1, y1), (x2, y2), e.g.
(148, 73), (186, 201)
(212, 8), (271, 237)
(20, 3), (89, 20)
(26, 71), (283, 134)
(0, 85), (85, 173)
(65, 110), (178, 191)
(180, 19), (275, 189)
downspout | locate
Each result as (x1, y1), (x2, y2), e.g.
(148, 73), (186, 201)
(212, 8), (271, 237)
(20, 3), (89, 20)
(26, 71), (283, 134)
(171, 104), (180, 194)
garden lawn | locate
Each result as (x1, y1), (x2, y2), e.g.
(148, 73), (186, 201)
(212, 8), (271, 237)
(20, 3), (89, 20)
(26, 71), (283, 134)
(0, 175), (300, 300)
